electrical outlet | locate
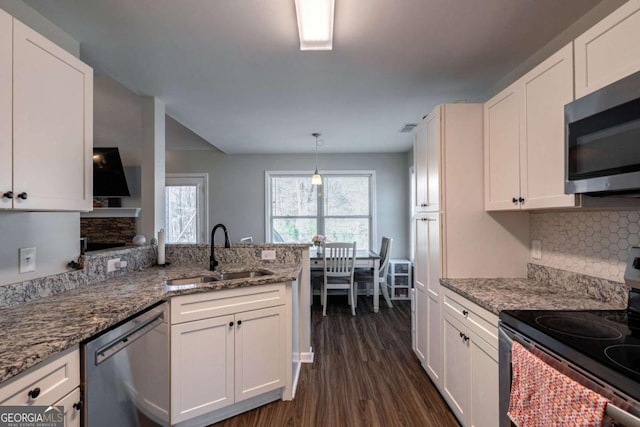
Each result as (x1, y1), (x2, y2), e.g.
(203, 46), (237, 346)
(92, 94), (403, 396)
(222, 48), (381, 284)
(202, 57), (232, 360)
(261, 250), (276, 260)
(107, 258), (121, 273)
(19, 247), (36, 273)
(531, 240), (542, 260)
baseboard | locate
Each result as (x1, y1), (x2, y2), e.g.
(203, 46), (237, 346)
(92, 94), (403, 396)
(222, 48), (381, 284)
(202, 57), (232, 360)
(174, 389), (282, 427)
(291, 360), (302, 399)
(300, 347), (314, 363)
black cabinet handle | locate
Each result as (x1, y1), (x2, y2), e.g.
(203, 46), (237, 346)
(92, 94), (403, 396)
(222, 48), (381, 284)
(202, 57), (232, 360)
(420, 203), (427, 207)
(73, 401), (83, 411)
(459, 331), (464, 338)
(463, 335), (469, 342)
(512, 197), (518, 204)
(518, 197), (524, 204)
(229, 321), (234, 327)
(2, 191), (12, 199)
(462, 310), (468, 317)
(237, 320), (242, 326)
(28, 387), (41, 399)
(17, 192), (27, 200)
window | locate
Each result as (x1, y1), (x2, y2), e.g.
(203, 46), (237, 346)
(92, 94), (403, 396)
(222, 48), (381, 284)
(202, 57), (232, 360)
(165, 173), (208, 243)
(266, 171), (375, 250)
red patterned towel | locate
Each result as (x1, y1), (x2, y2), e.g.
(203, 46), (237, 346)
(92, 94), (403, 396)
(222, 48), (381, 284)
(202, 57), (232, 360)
(508, 341), (608, 427)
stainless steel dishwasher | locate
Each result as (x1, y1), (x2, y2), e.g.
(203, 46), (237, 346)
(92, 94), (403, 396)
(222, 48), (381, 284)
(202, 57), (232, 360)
(82, 302), (169, 426)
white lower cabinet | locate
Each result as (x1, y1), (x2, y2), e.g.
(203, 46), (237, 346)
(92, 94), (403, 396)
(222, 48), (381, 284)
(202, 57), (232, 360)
(170, 284), (287, 425)
(441, 289), (499, 427)
(414, 287), (428, 364)
(0, 347), (80, 425)
(54, 387), (81, 427)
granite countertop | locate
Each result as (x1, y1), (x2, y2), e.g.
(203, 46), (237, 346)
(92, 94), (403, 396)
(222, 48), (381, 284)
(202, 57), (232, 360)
(0, 263), (299, 384)
(440, 278), (627, 315)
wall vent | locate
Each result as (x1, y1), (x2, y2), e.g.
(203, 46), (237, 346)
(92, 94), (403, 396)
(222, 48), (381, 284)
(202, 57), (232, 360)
(400, 123), (417, 133)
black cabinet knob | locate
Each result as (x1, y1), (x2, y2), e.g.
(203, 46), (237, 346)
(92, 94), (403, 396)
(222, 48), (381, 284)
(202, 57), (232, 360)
(512, 197), (518, 204)
(229, 321), (234, 327)
(73, 401), (83, 411)
(17, 192), (27, 200)
(459, 331), (464, 338)
(237, 320), (242, 326)
(462, 310), (468, 317)
(420, 203), (427, 207)
(28, 387), (41, 399)
(463, 335), (469, 342)
(518, 197), (524, 204)
(2, 191), (12, 199)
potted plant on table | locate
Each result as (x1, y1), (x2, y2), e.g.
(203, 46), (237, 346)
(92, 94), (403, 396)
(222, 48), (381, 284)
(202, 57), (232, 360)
(312, 235), (325, 256)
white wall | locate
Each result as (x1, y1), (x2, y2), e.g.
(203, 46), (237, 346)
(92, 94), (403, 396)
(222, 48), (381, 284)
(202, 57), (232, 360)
(166, 150), (411, 258)
(0, 2), (80, 286)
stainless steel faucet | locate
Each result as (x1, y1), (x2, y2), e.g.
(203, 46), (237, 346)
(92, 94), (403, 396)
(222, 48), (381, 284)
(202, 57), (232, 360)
(210, 224), (231, 271)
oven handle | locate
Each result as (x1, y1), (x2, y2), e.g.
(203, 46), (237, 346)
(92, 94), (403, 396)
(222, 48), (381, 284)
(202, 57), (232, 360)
(499, 323), (640, 427)
(606, 403), (640, 427)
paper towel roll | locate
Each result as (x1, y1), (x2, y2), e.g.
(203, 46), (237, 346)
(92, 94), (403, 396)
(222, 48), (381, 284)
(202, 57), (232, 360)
(157, 229), (166, 265)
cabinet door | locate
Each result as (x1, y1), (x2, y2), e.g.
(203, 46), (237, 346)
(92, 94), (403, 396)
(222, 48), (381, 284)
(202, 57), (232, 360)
(235, 305), (286, 402)
(414, 216), (427, 294)
(414, 287), (428, 364)
(54, 387), (81, 427)
(0, 10), (11, 209)
(520, 43), (576, 209)
(442, 311), (470, 425)
(425, 291), (441, 386)
(484, 82), (521, 211)
(13, 19), (92, 211)
(171, 315), (235, 424)
(575, 0), (640, 98)
(469, 334), (499, 427)
(414, 122), (428, 211)
(414, 107), (441, 212)
(424, 107), (441, 211)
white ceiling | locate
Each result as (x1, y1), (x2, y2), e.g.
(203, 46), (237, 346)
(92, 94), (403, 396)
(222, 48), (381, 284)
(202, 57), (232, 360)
(25, 0), (603, 154)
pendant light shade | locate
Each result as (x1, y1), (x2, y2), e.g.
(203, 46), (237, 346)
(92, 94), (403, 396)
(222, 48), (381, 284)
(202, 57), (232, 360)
(312, 132), (323, 186)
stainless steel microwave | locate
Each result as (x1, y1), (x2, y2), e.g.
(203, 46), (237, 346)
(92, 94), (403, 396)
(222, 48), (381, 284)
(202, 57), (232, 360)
(565, 69), (640, 195)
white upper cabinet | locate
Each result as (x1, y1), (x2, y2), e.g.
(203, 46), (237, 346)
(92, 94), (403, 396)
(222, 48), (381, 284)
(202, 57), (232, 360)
(575, 0), (640, 98)
(0, 14), (93, 211)
(414, 109), (440, 212)
(520, 43), (575, 209)
(484, 43), (576, 211)
(0, 10), (12, 209)
(483, 82), (521, 211)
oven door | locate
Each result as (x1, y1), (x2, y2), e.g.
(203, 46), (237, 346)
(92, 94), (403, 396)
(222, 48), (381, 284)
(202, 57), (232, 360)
(498, 322), (640, 427)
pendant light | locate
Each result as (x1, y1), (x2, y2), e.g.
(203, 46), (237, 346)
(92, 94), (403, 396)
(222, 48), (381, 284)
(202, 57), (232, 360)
(311, 132), (323, 186)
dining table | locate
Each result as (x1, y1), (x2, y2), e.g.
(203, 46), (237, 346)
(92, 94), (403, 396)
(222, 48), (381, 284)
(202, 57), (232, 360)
(310, 249), (382, 313)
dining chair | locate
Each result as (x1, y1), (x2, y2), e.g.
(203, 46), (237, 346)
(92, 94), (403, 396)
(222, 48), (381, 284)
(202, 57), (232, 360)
(355, 237), (394, 309)
(322, 242), (357, 316)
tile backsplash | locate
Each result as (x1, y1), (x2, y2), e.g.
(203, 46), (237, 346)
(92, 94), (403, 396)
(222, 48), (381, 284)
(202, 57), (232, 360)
(530, 210), (640, 283)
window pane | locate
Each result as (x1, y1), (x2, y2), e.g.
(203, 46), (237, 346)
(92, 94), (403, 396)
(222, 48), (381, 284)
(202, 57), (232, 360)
(273, 218), (317, 243)
(324, 176), (369, 216)
(165, 186), (197, 243)
(272, 177), (317, 216)
(325, 218), (369, 250)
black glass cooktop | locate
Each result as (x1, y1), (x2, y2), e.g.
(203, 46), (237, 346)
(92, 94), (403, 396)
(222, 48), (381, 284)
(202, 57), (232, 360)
(501, 309), (640, 401)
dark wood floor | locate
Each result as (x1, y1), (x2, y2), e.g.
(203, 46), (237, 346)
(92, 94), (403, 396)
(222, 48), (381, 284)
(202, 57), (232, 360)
(212, 295), (460, 427)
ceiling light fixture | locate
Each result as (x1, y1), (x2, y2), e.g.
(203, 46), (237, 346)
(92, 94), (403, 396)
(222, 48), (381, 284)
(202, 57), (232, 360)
(294, 0), (335, 51)
(312, 132), (323, 185)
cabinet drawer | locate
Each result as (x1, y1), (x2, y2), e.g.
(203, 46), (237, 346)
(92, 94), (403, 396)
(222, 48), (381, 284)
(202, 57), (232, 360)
(55, 387), (81, 427)
(443, 289), (498, 349)
(0, 347), (80, 406)
(171, 283), (286, 324)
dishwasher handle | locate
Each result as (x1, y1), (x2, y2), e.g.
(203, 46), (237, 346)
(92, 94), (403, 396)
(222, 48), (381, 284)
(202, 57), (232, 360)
(95, 311), (164, 365)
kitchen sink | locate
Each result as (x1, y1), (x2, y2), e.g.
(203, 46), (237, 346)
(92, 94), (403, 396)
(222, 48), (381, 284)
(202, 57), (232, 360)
(163, 270), (273, 290)
(163, 275), (219, 290)
(216, 270), (273, 280)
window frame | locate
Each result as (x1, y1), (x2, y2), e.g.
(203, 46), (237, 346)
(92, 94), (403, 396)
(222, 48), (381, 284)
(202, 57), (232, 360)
(265, 170), (377, 250)
(165, 173), (209, 243)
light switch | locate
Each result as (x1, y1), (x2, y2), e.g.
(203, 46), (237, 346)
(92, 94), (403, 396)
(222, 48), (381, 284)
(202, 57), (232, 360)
(19, 247), (36, 273)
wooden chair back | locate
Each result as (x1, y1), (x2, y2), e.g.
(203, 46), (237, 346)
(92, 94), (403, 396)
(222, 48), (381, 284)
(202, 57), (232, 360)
(323, 242), (356, 279)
